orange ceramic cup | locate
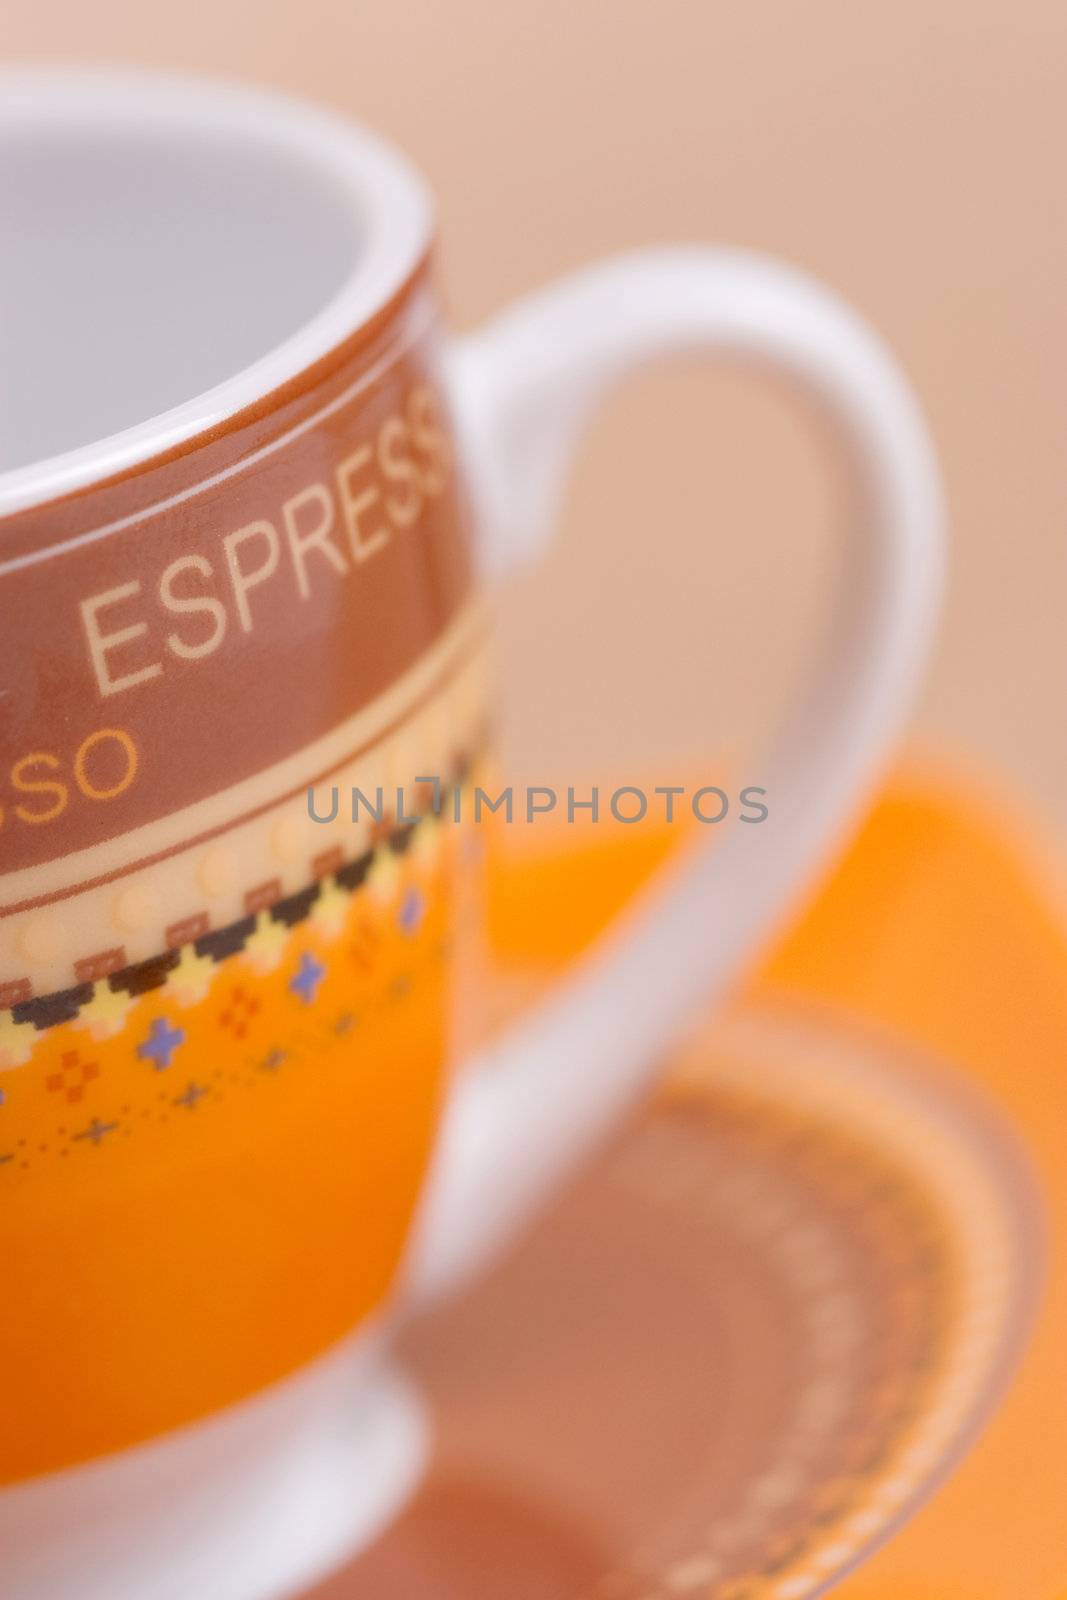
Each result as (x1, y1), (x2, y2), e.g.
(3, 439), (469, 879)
(0, 67), (943, 1600)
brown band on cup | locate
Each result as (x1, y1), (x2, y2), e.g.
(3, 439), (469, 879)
(0, 624), (492, 997)
(0, 261), (477, 878)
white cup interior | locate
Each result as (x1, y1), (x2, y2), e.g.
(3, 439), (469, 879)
(0, 70), (430, 513)
(1, 127), (360, 473)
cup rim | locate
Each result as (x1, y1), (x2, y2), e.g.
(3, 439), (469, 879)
(0, 65), (435, 521)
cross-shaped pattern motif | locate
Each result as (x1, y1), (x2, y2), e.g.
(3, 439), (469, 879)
(46, 1050), (100, 1104)
(219, 984), (261, 1040)
(289, 951), (326, 1006)
(347, 916), (380, 973)
(137, 1017), (186, 1071)
(173, 1081), (208, 1111)
(398, 888), (426, 937)
(73, 1117), (118, 1145)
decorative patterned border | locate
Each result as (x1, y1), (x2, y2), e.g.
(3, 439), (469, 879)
(605, 1006), (1038, 1600)
(1, 754), (475, 1041)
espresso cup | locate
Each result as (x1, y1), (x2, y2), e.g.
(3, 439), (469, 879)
(0, 67), (943, 1600)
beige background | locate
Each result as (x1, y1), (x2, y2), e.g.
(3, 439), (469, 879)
(7, 3), (1066, 823)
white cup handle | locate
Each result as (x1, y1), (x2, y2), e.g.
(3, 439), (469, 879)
(405, 247), (944, 1307)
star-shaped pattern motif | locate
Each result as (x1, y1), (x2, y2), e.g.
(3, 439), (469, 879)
(242, 911), (290, 974)
(366, 846), (401, 904)
(164, 945), (217, 1008)
(0, 1008), (36, 1069)
(310, 878), (351, 940)
(413, 813), (441, 867)
(73, 980), (137, 1040)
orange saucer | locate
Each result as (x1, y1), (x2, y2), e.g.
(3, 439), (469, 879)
(306, 766), (1067, 1599)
